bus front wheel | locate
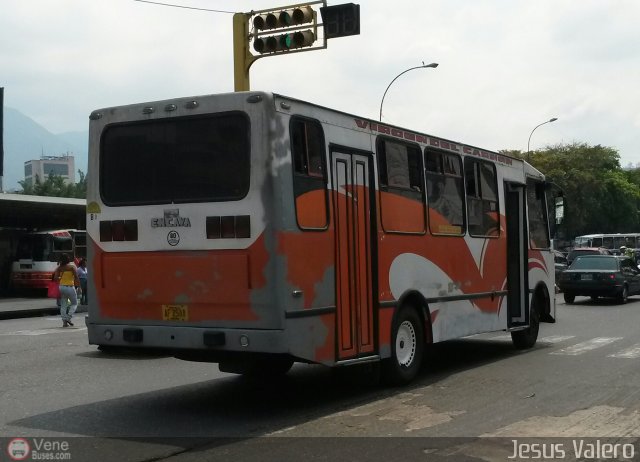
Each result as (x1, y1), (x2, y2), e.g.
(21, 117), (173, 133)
(382, 306), (424, 385)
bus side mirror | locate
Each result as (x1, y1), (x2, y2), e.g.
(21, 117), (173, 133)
(555, 195), (564, 225)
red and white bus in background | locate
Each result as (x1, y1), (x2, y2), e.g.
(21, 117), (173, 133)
(85, 92), (561, 384)
(10, 229), (87, 292)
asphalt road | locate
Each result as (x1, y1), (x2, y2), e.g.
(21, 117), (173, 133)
(1, 294), (640, 461)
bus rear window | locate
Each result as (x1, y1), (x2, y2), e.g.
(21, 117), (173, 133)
(100, 113), (250, 205)
(16, 235), (49, 261)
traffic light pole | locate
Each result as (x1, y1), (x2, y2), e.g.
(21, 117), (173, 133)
(233, 12), (257, 92)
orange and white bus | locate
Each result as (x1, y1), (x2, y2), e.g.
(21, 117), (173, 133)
(10, 229), (87, 292)
(85, 92), (559, 383)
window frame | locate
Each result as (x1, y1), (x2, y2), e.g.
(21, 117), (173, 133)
(289, 116), (329, 231)
(464, 158), (500, 238)
(291, 117), (327, 180)
(376, 137), (424, 199)
(376, 136), (426, 234)
(425, 148), (466, 236)
(526, 177), (551, 249)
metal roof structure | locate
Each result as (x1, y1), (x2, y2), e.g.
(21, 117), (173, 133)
(0, 193), (86, 230)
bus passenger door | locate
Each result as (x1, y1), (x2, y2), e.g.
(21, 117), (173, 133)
(331, 149), (375, 360)
(504, 182), (529, 328)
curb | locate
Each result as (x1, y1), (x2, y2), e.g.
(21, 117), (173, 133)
(0, 308), (60, 320)
(0, 305), (88, 321)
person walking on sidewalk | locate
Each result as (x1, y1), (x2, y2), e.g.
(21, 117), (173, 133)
(76, 258), (88, 305)
(53, 253), (82, 327)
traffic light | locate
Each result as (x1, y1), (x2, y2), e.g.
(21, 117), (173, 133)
(253, 7), (313, 30)
(233, 3), (361, 91)
(320, 3), (360, 39)
(253, 30), (316, 53)
(252, 6), (317, 54)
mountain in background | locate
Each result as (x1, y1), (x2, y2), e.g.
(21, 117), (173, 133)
(2, 107), (88, 192)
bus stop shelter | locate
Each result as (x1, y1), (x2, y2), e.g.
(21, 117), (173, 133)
(0, 193), (86, 293)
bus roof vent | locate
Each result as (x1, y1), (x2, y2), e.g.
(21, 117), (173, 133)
(246, 94), (263, 104)
(142, 106), (155, 114)
(164, 104), (177, 112)
(185, 100), (199, 109)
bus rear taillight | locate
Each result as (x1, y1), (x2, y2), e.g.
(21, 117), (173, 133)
(206, 215), (251, 239)
(100, 220), (138, 242)
(12, 272), (51, 280)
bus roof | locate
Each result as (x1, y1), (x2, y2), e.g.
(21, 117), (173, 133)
(272, 92), (530, 171)
(90, 91), (538, 175)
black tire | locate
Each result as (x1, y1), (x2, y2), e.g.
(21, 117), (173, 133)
(261, 357), (295, 375)
(239, 356), (294, 377)
(511, 302), (540, 349)
(564, 292), (575, 304)
(617, 285), (629, 304)
(381, 306), (425, 385)
(97, 345), (125, 354)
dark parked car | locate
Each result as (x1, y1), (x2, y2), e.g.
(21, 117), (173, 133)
(566, 247), (612, 266)
(558, 255), (640, 304)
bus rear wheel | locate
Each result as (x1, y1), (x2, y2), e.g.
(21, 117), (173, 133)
(511, 303), (540, 349)
(220, 354), (294, 377)
(382, 306), (424, 385)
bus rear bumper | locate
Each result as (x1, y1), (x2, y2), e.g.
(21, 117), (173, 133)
(86, 321), (288, 354)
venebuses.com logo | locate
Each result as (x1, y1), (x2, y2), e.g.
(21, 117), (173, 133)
(6, 438), (30, 461)
(6, 437), (71, 460)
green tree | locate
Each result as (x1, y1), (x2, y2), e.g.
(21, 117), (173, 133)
(72, 170), (87, 199)
(17, 170), (87, 199)
(508, 143), (640, 240)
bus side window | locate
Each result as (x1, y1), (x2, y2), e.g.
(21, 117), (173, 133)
(465, 158), (499, 237)
(53, 236), (73, 253)
(74, 232), (87, 259)
(377, 137), (425, 233)
(290, 117), (328, 230)
(425, 149), (465, 235)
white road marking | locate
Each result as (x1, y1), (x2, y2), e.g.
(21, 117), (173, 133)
(538, 335), (575, 343)
(608, 343), (640, 359)
(482, 334), (575, 343)
(489, 334), (512, 341)
(551, 337), (623, 356)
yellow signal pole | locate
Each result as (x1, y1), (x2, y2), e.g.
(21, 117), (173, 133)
(233, 12), (257, 92)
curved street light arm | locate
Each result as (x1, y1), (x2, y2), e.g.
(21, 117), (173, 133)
(379, 63), (438, 122)
(527, 117), (558, 160)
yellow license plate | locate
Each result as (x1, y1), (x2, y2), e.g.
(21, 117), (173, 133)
(162, 304), (188, 321)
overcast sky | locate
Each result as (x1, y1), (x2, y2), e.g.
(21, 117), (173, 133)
(2, 0), (639, 167)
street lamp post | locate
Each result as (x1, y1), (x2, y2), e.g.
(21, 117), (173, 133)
(527, 117), (558, 161)
(379, 62), (438, 122)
